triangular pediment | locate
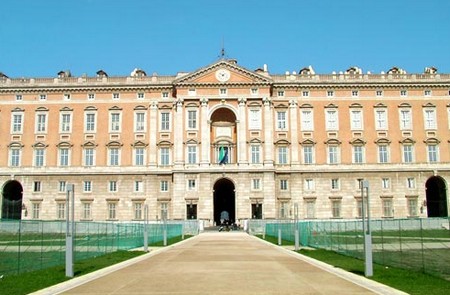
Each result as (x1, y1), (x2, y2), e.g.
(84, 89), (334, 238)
(174, 59), (272, 85)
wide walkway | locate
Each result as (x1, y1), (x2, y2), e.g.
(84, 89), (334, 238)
(34, 232), (406, 295)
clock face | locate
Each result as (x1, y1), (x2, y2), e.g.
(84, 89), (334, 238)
(215, 69), (231, 82)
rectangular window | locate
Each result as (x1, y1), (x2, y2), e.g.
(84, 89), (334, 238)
(331, 179), (339, 190)
(188, 179), (196, 190)
(112, 93), (120, 100)
(356, 200), (363, 218)
(351, 90), (359, 97)
(32, 203), (40, 219)
(135, 112), (146, 132)
(109, 148), (120, 166)
(381, 178), (390, 189)
(33, 181), (41, 192)
(306, 201), (315, 219)
(251, 145), (260, 164)
(328, 146), (339, 164)
(82, 203), (92, 220)
(83, 181), (92, 192)
(219, 88), (227, 95)
(134, 181), (143, 192)
(161, 112), (170, 131)
(57, 203), (65, 220)
(302, 90), (309, 97)
(325, 109), (338, 130)
(279, 202), (289, 219)
(110, 113), (121, 132)
(407, 177), (416, 189)
(400, 90), (407, 97)
(277, 111), (287, 130)
(376, 90), (383, 97)
(160, 147), (170, 165)
(84, 148), (95, 166)
(36, 114), (47, 133)
(187, 110), (197, 129)
(160, 203), (168, 220)
(305, 179), (315, 191)
(12, 113), (23, 133)
(34, 149), (45, 167)
(427, 145), (438, 162)
(277, 90), (285, 97)
(88, 93), (95, 100)
(109, 181), (117, 192)
(407, 198), (418, 217)
(278, 146), (288, 164)
(378, 145), (389, 163)
(85, 113), (96, 132)
(108, 203), (117, 219)
(162, 92), (169, 98)
(350, 110), (363, 130)
(59, 148), (69, 166)
(331, 200), (341, 218)
(60, 113), (72, 132)
(353, 146), (364, 164)
(375, 109), (388, 130)
(424, 90), (432, 96)
(187, 146), (197, 164)
(251, 88), (258, 95)
(135, 148), (145, 166)
(303, 146), (314, 164)
(327, 90), (334, 97)
(399, 109), (412, 130)
(16, 94), (23, 101)
(134, 203), (143, 220)
(188, 89), (196, 96)
(59, 181), (66, 192)
(403, 145), (414, 163)
(382, 199), (393, 217)
(424, 109), (437, 129)
(301, 110), (313, 131)
(160, 180), (169, 192)
(280, 179), (288, 191)
(249, 109), (261, 129)
(252, 179), (261, 190)
(10, 149), (21, 167)
(137, 92), (145, 99)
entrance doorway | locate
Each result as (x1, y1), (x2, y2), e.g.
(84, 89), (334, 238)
(213, 178), (235, 225)
(425, 176), (448, 217)
(1, 180), (24, 220)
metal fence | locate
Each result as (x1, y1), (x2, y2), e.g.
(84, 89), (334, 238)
(249, 218), (450, 280)
(0, 219), (197, 276)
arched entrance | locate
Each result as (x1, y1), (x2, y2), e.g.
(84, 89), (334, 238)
(1, 180), (24, 220)
(425, 176), (448, 217)
(210, 107), (237, 164)
(213, 178), (235, 225)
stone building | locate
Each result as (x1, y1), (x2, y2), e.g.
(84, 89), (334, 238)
(0, 60), (449, 224)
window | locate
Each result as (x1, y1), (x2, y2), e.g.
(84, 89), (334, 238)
(301, 109), (314, 131)
(109, 148), (120, 166)
(12, 113), (24, 133)
(306, 201), (315, 219)
(399, 109), (412, 130)
(187, 110), (197, 129)
(10, 148), (21, 167)
(160, 112), (170, 131)
(162, 91), (169, 98)
(251, 145), (261, 164)
(375, 109), (388, 130)
(84, 148), (95, 166)
(305, 179), (315, 191)
(87, 93), (95, 100)
(251, 88), (258, 95)
(424, 90), (432, 96)
(188, 88), (196, 96)
(407, 177), (416, 189)
(57, 203), (65, 220)
(350, 110), (363, 130)
(109, 181), (117, 192)
(252, 179), (261, 190)
(112, 93), (120, 100)
(110, 113), (121, 132)
(85, 113), (96, 132)
(160, 180), (169, 192)
(381, 178), (390, 189)
(36, 113), (47, 133)
(134, 203), (143, 220)
(351, 90), (359, 97)
(39, 94), (47, 101)
(278, 146), (288, 164)
(424, 109), (437, 129)
(277, 90), (285, 97)
(325, 109), (338, 130)
(280, 180), (288, 191)
(137, 92), (145, 99)
(302, 90), (309, 97)
(303, 145), (314, 164)
(59, 181), (66, 192)
(279, 202), (289, 219)
(34, 149), (45, 167)
(82, 203), (92, 220)
(33, 181), (41, 192)
(376, 90), (383, 97)
(135, 112), (146, 132)
(331, 200), (341, 218)
(427, 144), (438, 162)
(276, 111), (287, 130)
(83, 181), (92, 192)
(407, 198), (418, 217)
(249, 109), (261, 129)
(60, 113), (72, 132)
(382, 199), (393, 217)
(108, 203), (117, 219)
(219, 88), (227, 95)
(378, 145), (389, 163)
(63, 93), (71, 100)
(134, 148), (145, 166)
(400, 90), (407, 97)
(59, 148), (70, 166)
(187, 146), (197, 164)
(15, 94), (23, 101)
(188, 179), (196, 191)
(134, 181), (143, 192)
(160, 203), (168, 220)
(160, 147), (170, 165)
(403, 145), (414, 163)
(353, 146), (364, 164)
(356, 200), (363, 218)
(327, 90), (334, 97)
(32, 203), (41, 219)
(331, 179), (339, 190)
(327, 145), (339, 164)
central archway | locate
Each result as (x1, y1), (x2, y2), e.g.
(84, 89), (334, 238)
(213, 178), (235, 225)
(425, 176), (448, 217)
(1, 180), (24, 220)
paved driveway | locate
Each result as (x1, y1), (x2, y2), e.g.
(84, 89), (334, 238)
(34, 232), (406, 295)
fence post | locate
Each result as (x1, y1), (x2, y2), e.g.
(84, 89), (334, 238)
(144, 205), (148, 252)
(65, 184), (75, 278)
(294, 203), (299, 251)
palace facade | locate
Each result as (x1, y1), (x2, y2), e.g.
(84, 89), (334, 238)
(0, 59), (449, 224)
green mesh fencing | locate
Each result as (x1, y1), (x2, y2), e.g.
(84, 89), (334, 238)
(0, 220), (193, 276)
(252, 218), (450, 280)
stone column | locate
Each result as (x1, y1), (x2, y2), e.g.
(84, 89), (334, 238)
(263, 97), (274, 166)
(238, 98), (248, 165)
(148, 101), (158, 167)
(174, 99), (184, 167)
(200, 98), (210, 166)
(289, 99), (300, 167)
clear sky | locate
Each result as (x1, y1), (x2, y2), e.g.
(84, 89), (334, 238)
(1, 0), (449, 78)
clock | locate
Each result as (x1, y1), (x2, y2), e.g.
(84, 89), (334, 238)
(215, 69), (231, 82)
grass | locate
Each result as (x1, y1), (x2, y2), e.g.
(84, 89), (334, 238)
(0, 250), (146, 295)
(258, 235), (450, 295)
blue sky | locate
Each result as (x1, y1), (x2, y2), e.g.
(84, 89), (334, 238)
(1, 0), (449, 77)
